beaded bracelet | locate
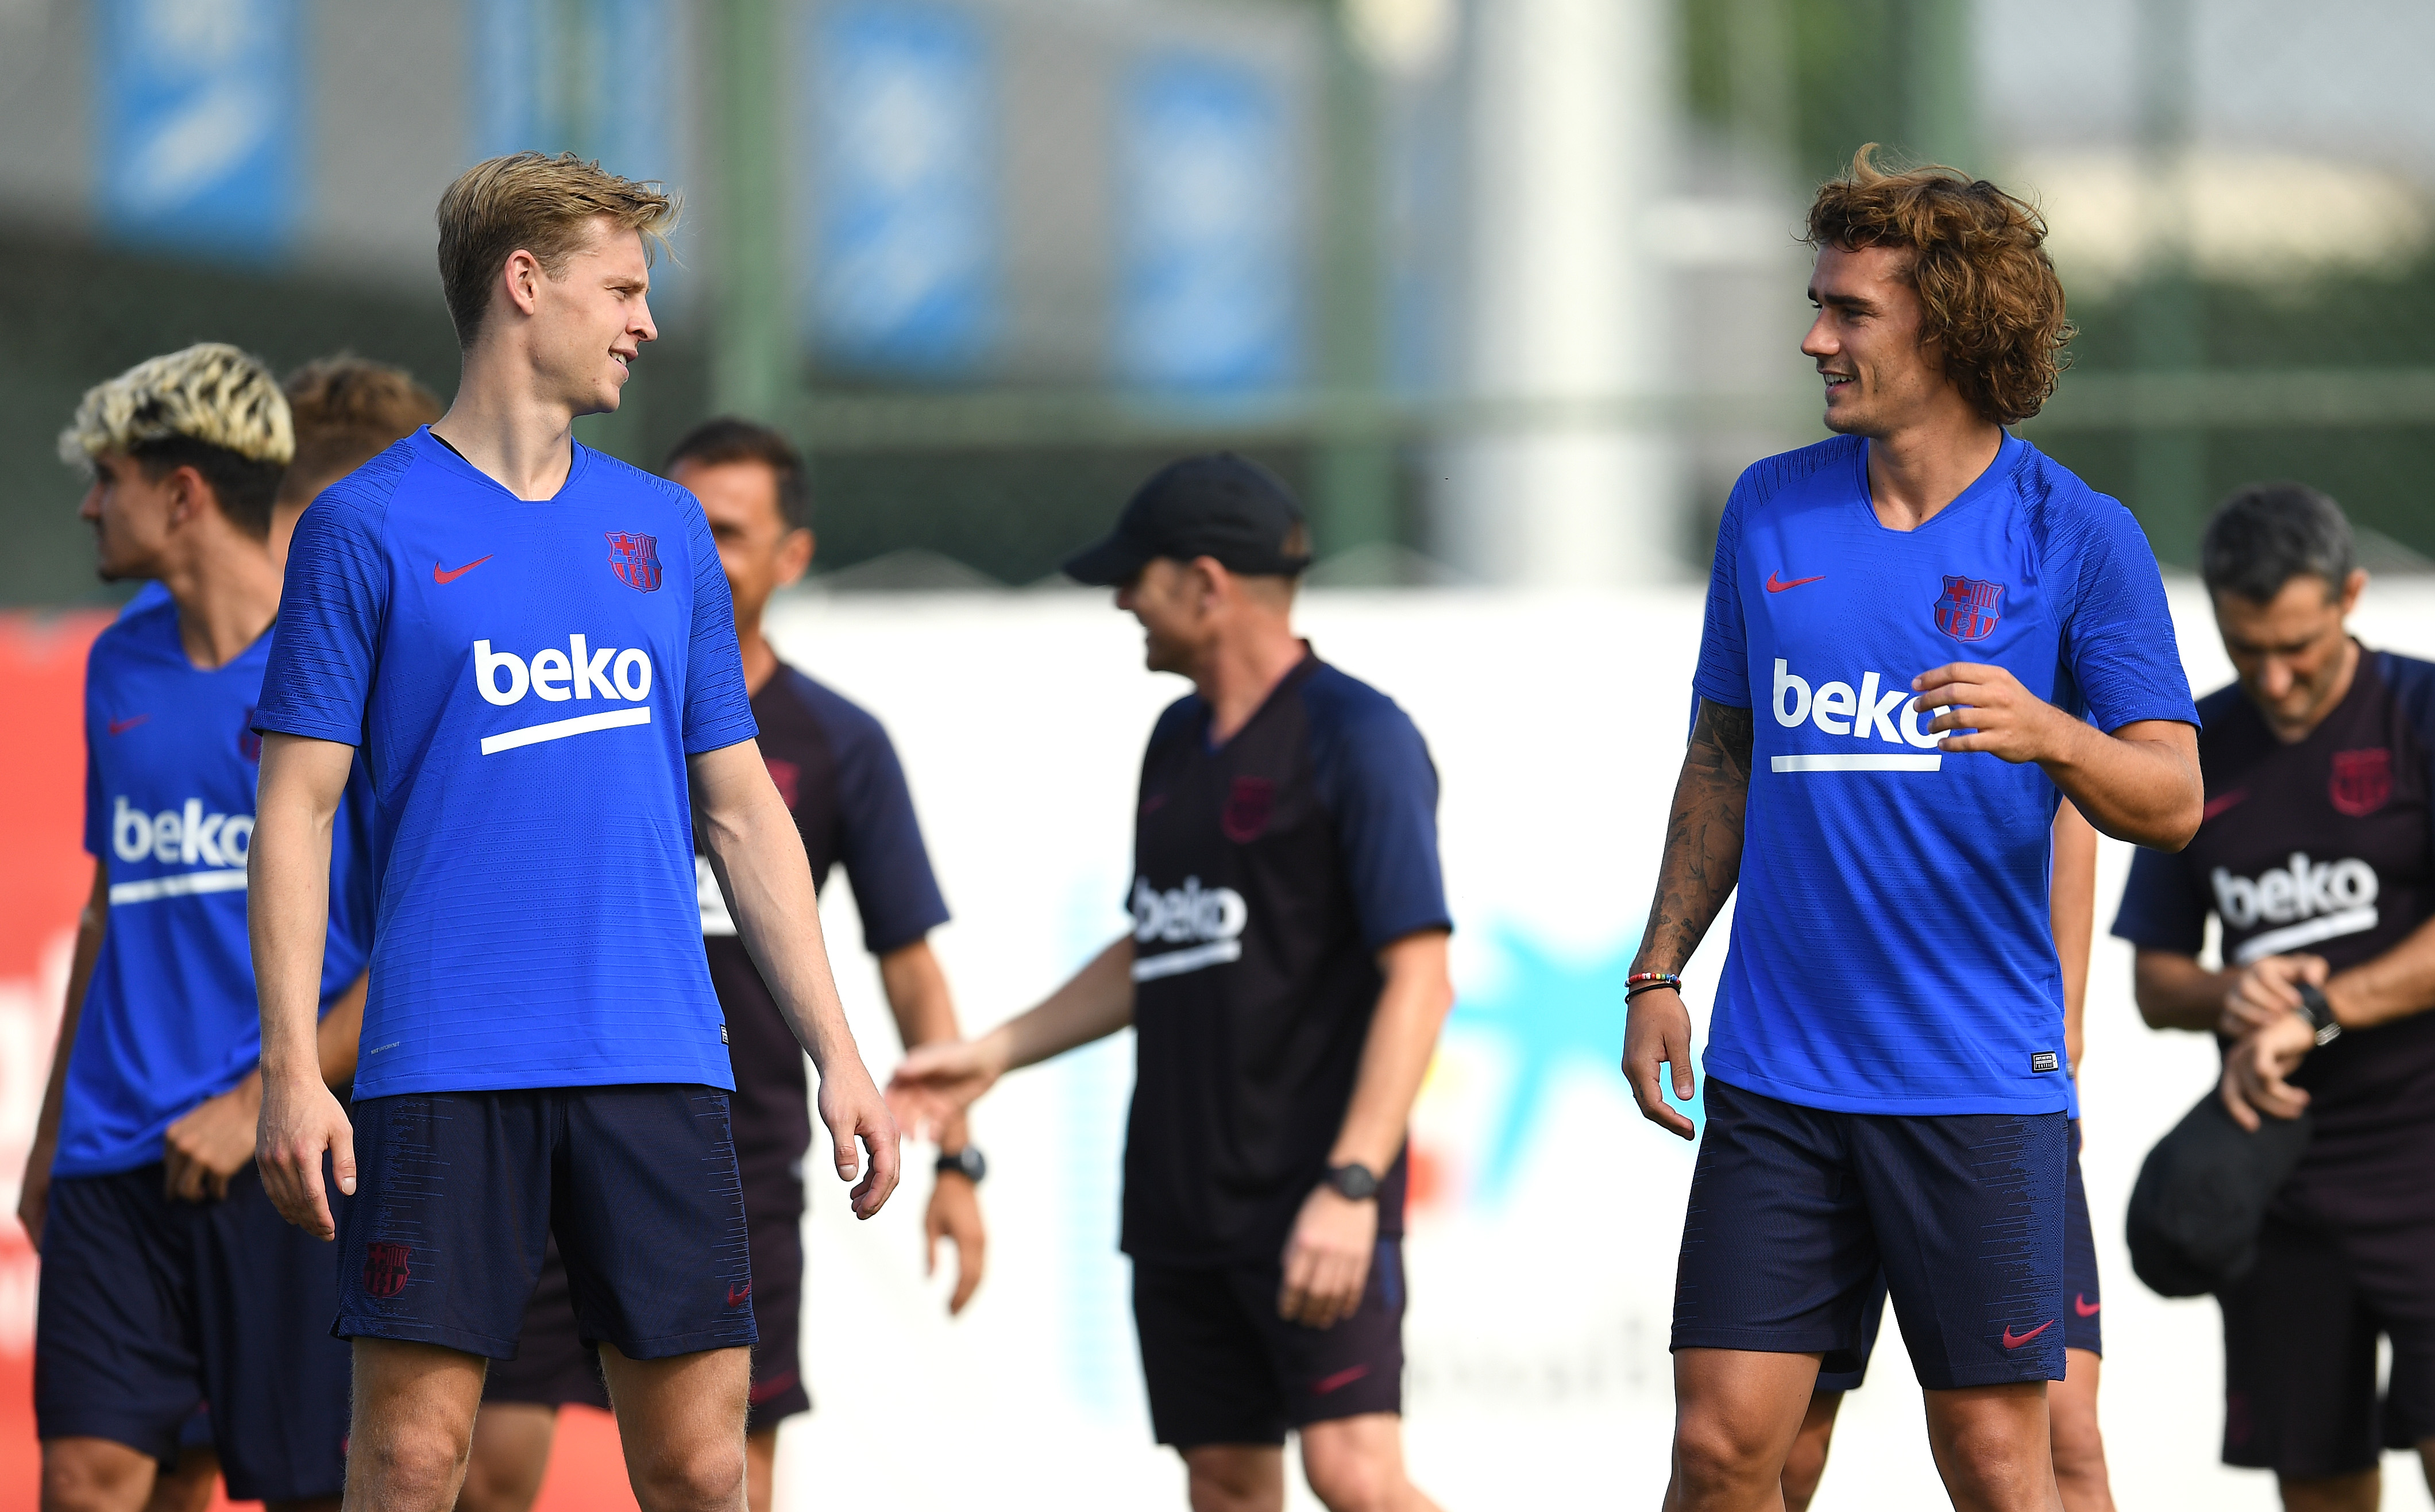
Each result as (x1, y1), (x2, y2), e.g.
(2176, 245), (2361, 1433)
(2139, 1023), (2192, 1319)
(1624, 971), (1682, 1001)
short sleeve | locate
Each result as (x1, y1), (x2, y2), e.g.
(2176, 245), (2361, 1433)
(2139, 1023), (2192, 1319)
(255, 495), (389, 746)
(678, 502), (757, 755)
(2110, 844), (2208, 955)
(2054, 497), (2200, 734)
(1691, 488), (1751, 709)
(831, 709), (952, 955)
(1311, 696), (1452, 951)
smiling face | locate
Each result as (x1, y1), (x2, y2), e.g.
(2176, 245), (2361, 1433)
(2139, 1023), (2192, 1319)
(1801, 242), (1953, 438)
(1116, 558), (1211, 676)
(524, 216), (657, 417)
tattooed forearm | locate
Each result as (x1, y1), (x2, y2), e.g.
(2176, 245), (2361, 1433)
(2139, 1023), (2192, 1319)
(1631, 699), (1754, 975)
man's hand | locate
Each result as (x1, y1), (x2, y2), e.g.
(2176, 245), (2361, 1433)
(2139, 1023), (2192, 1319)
(17, 1159), (50, 1250)
(1911, 662), (2071, 763)
(257, 1074), (355, 1240)
(888, 1038), (1008, 1142)
(1623, 987), (1697, 1139)
(1278, 1184), (1377, 1330)
(817, 1063), (902, 1220)
(164, 1074), (263, 1203)
(2218, 953), (2329, 1040)
(2221, 1012), (2317, 1132)
(926, 1168), (987, 1315)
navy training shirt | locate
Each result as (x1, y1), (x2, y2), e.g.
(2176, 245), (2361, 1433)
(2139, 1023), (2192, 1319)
(1122, 651), (1451, 1266)
(61, 597), (376, 1177)
(694, 662), (951, 1193)
(1693, 433), (2197, 1116)
(2113, 647), (2435, 1228)
(253, 429), (759, 1099)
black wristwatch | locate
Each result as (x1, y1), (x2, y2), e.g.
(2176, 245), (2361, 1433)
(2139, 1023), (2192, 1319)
(1323, 1162), (1379, 1202)
(936, 1145), (987, 1183)
(2295, 983), (2343, 1047)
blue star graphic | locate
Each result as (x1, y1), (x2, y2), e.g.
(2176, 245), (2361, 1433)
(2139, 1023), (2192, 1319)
(1448, 922), (1703, 1205)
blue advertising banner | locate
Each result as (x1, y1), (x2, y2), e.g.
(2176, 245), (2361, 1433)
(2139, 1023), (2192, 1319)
(809, 1), (998, 375)
(1116, 52), (1298, 392)
(95, 0), (302, 259)
(469, 0), (672, 180)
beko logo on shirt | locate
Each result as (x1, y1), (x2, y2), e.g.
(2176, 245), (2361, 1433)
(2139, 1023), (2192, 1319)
(469, 637), (655, 755)
(1768, 659), (1944, 774)
(1130, 875), (1248, 982)
(107, 796), (252, 905)
(2213, 852), (2380, 966)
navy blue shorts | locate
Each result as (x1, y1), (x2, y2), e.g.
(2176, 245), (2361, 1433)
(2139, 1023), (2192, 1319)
(336, 1085), (755, 1361)
(1815, 1120), (2100, 1392)
(487, 1162), (810, 1430)
(1133, 1241), (1407, 1448)
(1674, 1077), (2067, 1390)
(34, 1163), (350, 1502)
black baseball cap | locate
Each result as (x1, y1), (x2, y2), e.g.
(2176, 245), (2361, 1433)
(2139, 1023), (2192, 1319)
(1061, 452), (1312, 586)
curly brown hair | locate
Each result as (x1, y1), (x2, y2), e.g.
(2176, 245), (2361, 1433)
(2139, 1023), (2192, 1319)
(1804, 145), (2074, 426)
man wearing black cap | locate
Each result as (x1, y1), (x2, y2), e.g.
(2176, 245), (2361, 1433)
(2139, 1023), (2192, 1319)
(2113, 483), (2435, 1510)
(892, 454), (1454, 1512)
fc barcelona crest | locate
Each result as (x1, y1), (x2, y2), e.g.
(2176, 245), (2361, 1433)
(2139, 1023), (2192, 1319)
(1222, 777), (1276, 843)
(1934, 576), (2005, 641)
(606, 531), (662, 592)
(2330, 748), (2392, 817)
(362, 1241), (412, 1299)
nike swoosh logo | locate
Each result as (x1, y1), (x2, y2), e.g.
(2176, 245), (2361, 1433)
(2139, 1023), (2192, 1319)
(2074, 1294), (2101, 1318)
(107, 715), (150, 736)
(2002, 1319), (2056, 1349)
(726, 1281), (751, 1307)
(1765, 572), (1825, 593)
(1312, 1364), (1372, 1395)
(2201, 789), (2248, 821)
(433, 555), (493, 584)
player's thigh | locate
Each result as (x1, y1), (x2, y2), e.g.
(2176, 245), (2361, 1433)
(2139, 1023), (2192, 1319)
(348, 1339), (489, 1485)
(337, 1092), (554, 1361)
(1919, 1380), (2055, 1497)
(2049, 1349), (2105, 1467)
(35, 1171), (204, 1475)
(1134, 1262), (1291, 1451)
(143, 1445), (218, 1512)
(2218, 1218), (2381, 1479)
(1181, 1444), (1286, 1512)
(1296, 1412), (1414, 1510)
(1672, 1348), (1825, 1484)
(553, 1086), (755, 1362)
(40, 1435), (160, 1512)
(595, 1343), (750, 1501)
(456, 1403), (557, 1512)
(1853, 1108), (2067, 1391)
(1672, 1080), (1880, 1363)
(191, 1165), (352, 1505)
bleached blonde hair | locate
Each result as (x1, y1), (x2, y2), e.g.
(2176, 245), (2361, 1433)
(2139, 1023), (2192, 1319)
(57, 342), (295, 469)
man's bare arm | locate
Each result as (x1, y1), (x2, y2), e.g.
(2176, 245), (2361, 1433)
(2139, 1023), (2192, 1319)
(2132, 949), (2233, 1032)
(2321, 912), (2435, 1030)
(2052, 800), (2097, 1073)
(692, 739), (900, 1220)
(1279, 929), (1455, 1329)
(1620, 699), (1755, 1139)
(887, 937), (1137, 1134)
(249, 733), (361, 1240)
(18, 860), (109, 1248)
(1911, 664), (2201, 849)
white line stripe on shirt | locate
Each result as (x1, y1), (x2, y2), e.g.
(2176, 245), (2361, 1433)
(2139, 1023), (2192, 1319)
(2233, 907), (2379, 966)
(1132, 939), (1243, 981)
(479, 705), (652, 755)
(1770, 753), (1944, 773)
(110, 869), (249, 905)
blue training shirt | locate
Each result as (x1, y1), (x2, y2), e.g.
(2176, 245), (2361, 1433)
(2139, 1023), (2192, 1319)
(253, 429), (759, 1100)
(61, 597), (376, 1177)
(1692, 434), (2197, 1114)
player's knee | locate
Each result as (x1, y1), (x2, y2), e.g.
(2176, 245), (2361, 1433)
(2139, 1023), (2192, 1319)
(348, 1426), (469, 1510)
(41, 1439), (153, 1512)
(1184, 1453), (1280, 1512)
(627, 1439), (747, 1512)
(1670, 1411), (1782, 1496)
(1299, 1437), (1400, 1512)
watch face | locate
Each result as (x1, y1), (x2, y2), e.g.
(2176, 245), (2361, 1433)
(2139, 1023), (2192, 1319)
(1329, 1163), (1378, 1201)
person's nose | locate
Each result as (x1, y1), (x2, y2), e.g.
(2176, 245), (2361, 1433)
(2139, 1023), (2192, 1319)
(2259, 656), (2296, 702)
(632, 295), (657, 345)
(79, 482), (103, 522)
(1800, 312), (1836, 361)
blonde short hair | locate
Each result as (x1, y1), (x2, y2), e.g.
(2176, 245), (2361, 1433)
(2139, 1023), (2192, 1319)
(57, 342), (294, 470)
(435, 151), (679, 347)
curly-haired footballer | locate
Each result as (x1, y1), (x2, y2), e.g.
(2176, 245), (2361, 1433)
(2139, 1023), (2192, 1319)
(1619, 147), (2204, 1512)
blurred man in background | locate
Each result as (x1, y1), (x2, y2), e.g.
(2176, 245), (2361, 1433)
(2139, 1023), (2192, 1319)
(21, 344), (377, 1512)
(1783, 802), (2117, 1512)
(893, 454), (1454, 1512)
(2113, 484), (2435, 1512)
(459, 418), (985, 1512)
(1622, 150), (2201, 1511)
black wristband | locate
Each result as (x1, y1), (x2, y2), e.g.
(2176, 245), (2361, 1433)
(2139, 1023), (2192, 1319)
(2295, 983), (2342, 1046)
(1324, 1163), (1380, 1202)
(936, 1145), (987, 1183)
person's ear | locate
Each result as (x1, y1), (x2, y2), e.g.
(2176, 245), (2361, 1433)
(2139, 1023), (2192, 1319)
(164, 465), (206, 533)
(1190, 556), (1230, 612)
(503, 248), (545, 318)
(775, 527), (815, 590)
(2338, 567), (2368, 618)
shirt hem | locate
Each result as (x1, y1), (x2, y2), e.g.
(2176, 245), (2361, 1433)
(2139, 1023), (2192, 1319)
(351, 1067), (738, 1100)
(1704, 1063), (2073, 1118)
(250, 712), (362, 746)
